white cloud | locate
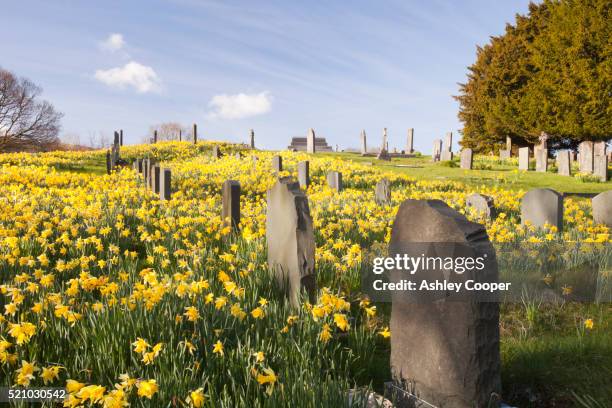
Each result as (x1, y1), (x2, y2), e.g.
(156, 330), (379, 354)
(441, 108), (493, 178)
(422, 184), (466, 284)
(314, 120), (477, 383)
(94, 61), (161, 93)
(206, 92), (272, 120)
(99, 33), (126, 52)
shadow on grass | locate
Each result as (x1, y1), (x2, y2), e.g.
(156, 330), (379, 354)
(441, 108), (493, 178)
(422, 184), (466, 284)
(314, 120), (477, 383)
(502, 333), (612, 407)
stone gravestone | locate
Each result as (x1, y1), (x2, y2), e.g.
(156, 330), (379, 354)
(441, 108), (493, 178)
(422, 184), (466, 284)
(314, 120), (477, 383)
(212, 146), (221, 158)
(143, 158), (149, 182)
(406, 128), (414, 153)
(272, 155), (283, 173)
(360, 130), (367, 155)
(432, 139), (442, 162)
(460, 149), (473, 170)
(147, 160), (156, 189)
(153, 130), (158, 144)
(506, 136), (512, 153)
(466, 193), (496, 220)
(594, 154), (608, 182)
(137, 158), (143, 174)
(444, 132), (453, 153)
(297, 161), (310, 189)
(222, 180), (241, 230)
(132, 159), (139, 171)
(521, 188), (563, 231)
(327, 171), (343, 192)
(535, 148), (548, 172)
(249, 129), (255, 149)
(120, 130), (123, 146)
(592, 191), (612, 227)
(389, 199), (501, 408)
(266, 178), (316, 306)
(579, 141), (594, 173)
(499, 150), (510, 160)
(152, 165), (161, 194)
(375, 178), (391, 204)
(382, 128), (388, 152)
(440, 149), (453, 161)
(518, 147), (530, 170)
(193, 123), (198, 144)
(307, 128), (316, 154)
(594, 141), (607, 158)
(105, 151), (111, 175)
(557, 150), (571, 176)
(159, 168), (171, 200)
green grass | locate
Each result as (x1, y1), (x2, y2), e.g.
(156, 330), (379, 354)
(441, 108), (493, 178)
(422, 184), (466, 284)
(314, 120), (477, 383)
(315, 152), (611, 194)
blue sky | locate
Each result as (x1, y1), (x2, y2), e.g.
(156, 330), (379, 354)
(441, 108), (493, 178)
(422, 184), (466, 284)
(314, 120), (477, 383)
(0, 0), (533, 151)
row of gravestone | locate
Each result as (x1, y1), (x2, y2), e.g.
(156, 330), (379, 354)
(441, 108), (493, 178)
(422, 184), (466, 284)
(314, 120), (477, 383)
(132, 158), (172, 200)
(466, 189), (612, 229)
(149, 125), (257, 150)
(444, 139), (609, 182)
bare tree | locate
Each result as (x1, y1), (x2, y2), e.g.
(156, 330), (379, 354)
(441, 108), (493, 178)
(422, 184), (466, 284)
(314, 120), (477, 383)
(87, 130), (110, 149)
(0, 67), (63, 152)
(149, 122), (186, 141)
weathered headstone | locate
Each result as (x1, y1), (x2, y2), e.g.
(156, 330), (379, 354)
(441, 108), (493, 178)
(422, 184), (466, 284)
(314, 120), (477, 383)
(306, 128), (316, 154)
(147, 160), (156, 189)
(132, 159), (139, 171)
(499, 150), (510, 160)
(432, 139), (442, 162)
(535, 148), (548, 172)
(266, 178), (316, 306)
(407, 128), (414, 153)
(272, 155), (282, 173)
(521, 188), (563, 231)
(460, 149), (473, 170)
(444, 131), (453, 152)
(153, 130), (158, 144)
(105, 150), (111, 175)
(518, 147), (530, 170)
(440, 150), (453, 161)
(297, 161), (310, 189)
(179, 129), (182, 142)
(579, 141), (594, 173)
(212, 145), (221, 158)
(137, 158), (143, 174)
(152, 165), (161, 194)
(506, 136), (512, 152)
(120, 130), (123, 146)
(375, 178), (391, 204)
(222, 180), (241, 230)
(193, 123), (198, 144)
(327, 171), (343, 192)
(382, 128), (388, 152)
(143, 158), (149, 182)
(557, 150), (571, 176)
(360, 130), (367, 154)
(250, 129), (255, 149)
(159, 168), (171, 200)
(594, 154), (608, 182)
(389, 199), (501, 408)
(592, 191), (612, 227)
(466, 193), (496, 220)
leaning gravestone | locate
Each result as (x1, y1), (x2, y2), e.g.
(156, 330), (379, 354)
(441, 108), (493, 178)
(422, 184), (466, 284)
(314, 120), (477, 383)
(297, 161), (310, 189)
(594, 154), (608, 182)
(272, 155), (283, 173)
(460, 149), (473, 170)
(557, 150), (571, 176)
(212, 146), (221, 159)
(535, 148), (548, 172)
(521, 188), (563, 231)
(159, 168), (171, 200)
(389, 199), (501, 408)
(327, 171), (343, 192)
(518, 147), (530, 171)
(375, 178), (391, 204)
(266, 178), (316, 306)
(592, 191), (612, 227)
(466, 193), (496, 220)
(222, 180), (241, 230)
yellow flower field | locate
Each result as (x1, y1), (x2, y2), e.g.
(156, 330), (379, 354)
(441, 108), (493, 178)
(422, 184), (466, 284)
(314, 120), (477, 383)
(0, 141), (610, 407)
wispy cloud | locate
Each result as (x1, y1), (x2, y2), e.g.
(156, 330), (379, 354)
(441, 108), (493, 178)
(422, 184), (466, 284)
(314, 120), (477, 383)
(99, 33), (126, 52)
(94, 61), (161, 93)
(206, 92), (272, 120)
